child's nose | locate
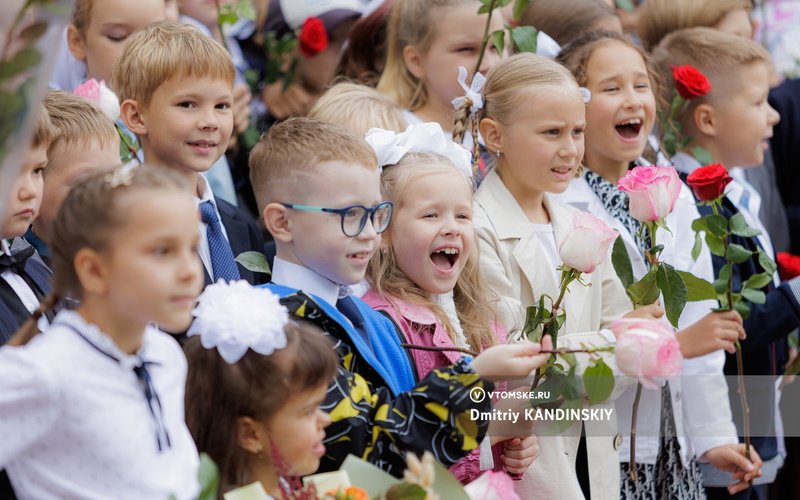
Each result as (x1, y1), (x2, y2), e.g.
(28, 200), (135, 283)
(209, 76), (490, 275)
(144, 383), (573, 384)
(179, 248), (202, 283)
(767, 103), (780, 127)
(17, 177), (37, 200)
(479, 49), (502, 75)
(318, 409), (332, 429)
(197, 108), (220, 130)
(440, 218), (462, 236)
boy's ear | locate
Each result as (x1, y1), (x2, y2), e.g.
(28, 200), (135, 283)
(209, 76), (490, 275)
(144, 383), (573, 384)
(479, 118), (503, 154)
(403, 45), (425, 80)
(263, 202), (293, 243)
(74, 247), (109, 296)
(120, 99), (148, 136)
(235, 416), (267, 455)
(66, 25), (86, 62)
(693, 103), (718, 138)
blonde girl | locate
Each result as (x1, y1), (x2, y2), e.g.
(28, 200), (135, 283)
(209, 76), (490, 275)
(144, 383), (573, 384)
(377, 0), (505, 134)
(0, 166), (202, 499)
(458, 52), (661, 499)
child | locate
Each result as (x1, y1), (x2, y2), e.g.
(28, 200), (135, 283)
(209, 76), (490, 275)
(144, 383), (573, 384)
(25, 90), (121, 264)
(376, 0), (505, 134)
(518, 0), (622, 48)
(361, 131), (538, 484)
(248, 116), (553, 476)
(654, 27), (786, 500)
(1, 107), (52, 345)
(306, 81), (407, 136)
(185, 280), (338, 498)
(461, 52), (658, 500)
(556, 30), (760, 498)
(0, 166), (203, 499)
(638, 0), (753, 50)
(113, 22), (265, 287)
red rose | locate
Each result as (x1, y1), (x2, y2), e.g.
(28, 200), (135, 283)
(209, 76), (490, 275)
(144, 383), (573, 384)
(671, 65), (711, 99)
(777, 252), (800, 281)
(686, 163), (733, 201)
(298, 17), (328, 57)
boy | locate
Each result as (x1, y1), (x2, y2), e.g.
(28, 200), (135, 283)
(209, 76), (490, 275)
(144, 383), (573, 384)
(248, 117), (546, 477)
(654, 27), (788, 500)
(113, 22), (264, 286)
(25, 90), (121, 264)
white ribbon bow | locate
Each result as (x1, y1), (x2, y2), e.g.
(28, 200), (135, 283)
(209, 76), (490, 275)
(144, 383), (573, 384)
(451, 66), (486, 115)
(188, 280), (289, 364)
(365, 122), (474, 179)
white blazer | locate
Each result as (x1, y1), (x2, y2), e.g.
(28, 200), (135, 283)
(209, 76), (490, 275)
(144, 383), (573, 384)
(474, 170), (635, 500)
(556, 174), (738, 466)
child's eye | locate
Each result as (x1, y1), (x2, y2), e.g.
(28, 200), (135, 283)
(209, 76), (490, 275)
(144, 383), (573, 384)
(153, 247), (169, 256)
(106, 35), (126, 42)
(544, 129), (559, 136)
(456, 213), (471, 220)
(32, 167), (45, 176)
(178, 101), (196, 108)
(423, 213), (438, 219)
(572, 128), (585, 136)
(604, 87), (619, 92)
(216, 102), (231, 110)
(456, 46), (477, 54)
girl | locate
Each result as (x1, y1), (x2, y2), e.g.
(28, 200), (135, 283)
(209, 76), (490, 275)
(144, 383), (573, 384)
(377, 0), (505, 134)
(458, 52), (659, 499)
(362, 129), (538, 484)
(0, 166), (203, 499)
(184, 280), (338, 499)
(555, 30), (760, 498)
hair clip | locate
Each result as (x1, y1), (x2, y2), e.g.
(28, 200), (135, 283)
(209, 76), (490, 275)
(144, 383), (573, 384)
(580, 87), (591, 104)
(451, 66), (486, 115)
(365, 123), (474, 179)
(104, 164), (137, 188)
(188, 280), (289, 364)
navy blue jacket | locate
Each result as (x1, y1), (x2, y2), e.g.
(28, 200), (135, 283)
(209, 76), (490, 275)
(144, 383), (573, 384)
(202, 197), (266, 286)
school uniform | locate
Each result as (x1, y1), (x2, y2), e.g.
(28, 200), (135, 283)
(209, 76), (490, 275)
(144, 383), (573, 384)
(474, 170), (634, 500)
(0, 239), (52, 345)
(0, 310), (200, 500)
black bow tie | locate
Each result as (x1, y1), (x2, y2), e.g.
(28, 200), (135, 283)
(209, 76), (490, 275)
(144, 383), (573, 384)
(0, 246), (35, 274)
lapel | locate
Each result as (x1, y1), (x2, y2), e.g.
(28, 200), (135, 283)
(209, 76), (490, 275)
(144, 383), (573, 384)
(214, 197), (256, 285)
(0, 295), (21, 344)
(23, 258), (53, 297)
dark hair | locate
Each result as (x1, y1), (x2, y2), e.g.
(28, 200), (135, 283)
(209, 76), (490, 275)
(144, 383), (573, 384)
(184, 320), (338, 491)
(9, 166), (189, 346)
(335, 1), (394, 86)
(519, 0), (619, 47)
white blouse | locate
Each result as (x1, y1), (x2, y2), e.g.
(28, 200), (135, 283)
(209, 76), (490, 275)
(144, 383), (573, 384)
(0, 310), (200, 500)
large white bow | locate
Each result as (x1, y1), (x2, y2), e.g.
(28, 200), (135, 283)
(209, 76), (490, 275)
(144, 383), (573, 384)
(451, 66), (486, 115)
(365, 122), (473, 179)
(188, 280), (289, 364)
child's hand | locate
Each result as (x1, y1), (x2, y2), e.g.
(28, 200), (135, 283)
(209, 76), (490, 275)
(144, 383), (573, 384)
(676, 310), (745, 357)
(621, 304), (665, 322)
(232, 83), (252, 137)
(501, 436), (540, 476)
(261, 81), (314, 119)
(470, 336), (553, 382)
(703, 444), (762, 494)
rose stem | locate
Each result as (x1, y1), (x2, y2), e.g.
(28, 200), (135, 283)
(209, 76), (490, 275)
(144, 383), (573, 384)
(629, 383), (642, 482)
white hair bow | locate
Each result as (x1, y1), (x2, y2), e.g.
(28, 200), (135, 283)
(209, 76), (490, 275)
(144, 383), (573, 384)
(187, 280), (289, 364)
(365, 122), (473, 179)
(451, 66), (486, 115)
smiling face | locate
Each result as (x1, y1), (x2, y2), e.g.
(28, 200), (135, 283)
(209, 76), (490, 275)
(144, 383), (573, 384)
(582, 41), (656, 176)
(1, 145), (46, 239)
(134, 75), (234, 181)
(68, 0), (166, 84)
(388, 170), (474, 295)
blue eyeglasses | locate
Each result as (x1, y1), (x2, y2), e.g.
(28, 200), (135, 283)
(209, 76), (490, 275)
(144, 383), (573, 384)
(281, 201), (394, 237)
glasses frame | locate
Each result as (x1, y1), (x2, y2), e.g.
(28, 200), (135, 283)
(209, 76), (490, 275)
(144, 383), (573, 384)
(281, 201), (394, 237)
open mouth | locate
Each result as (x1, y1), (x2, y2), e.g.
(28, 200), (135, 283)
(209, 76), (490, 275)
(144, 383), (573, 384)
(430, 247), (459, 271)
(615, 118), (643, 140)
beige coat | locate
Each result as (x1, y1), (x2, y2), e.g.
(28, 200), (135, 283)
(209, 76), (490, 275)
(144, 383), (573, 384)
(474, 170), (634, 500)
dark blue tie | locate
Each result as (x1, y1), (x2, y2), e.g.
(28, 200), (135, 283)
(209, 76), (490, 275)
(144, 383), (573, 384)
(199, 201), (240, 282)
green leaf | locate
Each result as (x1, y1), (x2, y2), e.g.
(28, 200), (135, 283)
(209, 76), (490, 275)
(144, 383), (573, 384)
(530, 371), (565, 407)
(719, 263), (733, 283)
(545, 397), (583, 435)
(615, 0), (636, 12)
(584, 360), (614, 405)
(512, 0), (529, 20)
(612, 236), (635, 291)
(705, 234), (725, 256)
(236, 1), (257, 21)
(491, 29), (505, 58)
(234, 251), (272, 275)
(677, 270), (717, 302)
(726, 243), (753, 264)
(691, 216), (708, 233)
(19, 22), (48, 40)
(510, 25), (538, 53)
(712, 278), (728, 297)
(197, 453), (220, 500)
(691, 146), (714, 166)
(562, 366), (581, 400)
(386, 483), (427, 500)
(627, 266), (660, 305)
(218, 11), (237, 25)
(657, 264), (688, 328)
(0, 47), (42, 79)
(733, 300), (750, 320)
(741, 288), (766, 304)
(729, 213), (762, 237)
(759, 251), (777, 275)
(648, 244), (665, 256)
(742, 273), (773, 290)
(477, 3), (492, 14)
(706, 214), (729, 237)
(691, 231), (702, 261)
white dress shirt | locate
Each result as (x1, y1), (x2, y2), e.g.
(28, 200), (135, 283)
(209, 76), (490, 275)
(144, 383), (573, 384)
(195, 174), (230, 280)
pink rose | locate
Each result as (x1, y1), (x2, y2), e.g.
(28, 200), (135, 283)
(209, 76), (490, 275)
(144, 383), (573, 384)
(617, 165), (682, 222)
(558, 211), (619, 274)
(611, 318), (683, 390)
(464, 470), (521, 500)
(73, 78), (120, 122)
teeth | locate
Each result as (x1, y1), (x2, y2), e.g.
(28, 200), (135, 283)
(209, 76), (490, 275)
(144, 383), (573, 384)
(618, 118), (642, 126)
(436, 248), (459, 255)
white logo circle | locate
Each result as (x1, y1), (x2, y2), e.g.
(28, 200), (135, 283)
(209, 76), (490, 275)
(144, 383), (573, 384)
(469, 386), (486, 403)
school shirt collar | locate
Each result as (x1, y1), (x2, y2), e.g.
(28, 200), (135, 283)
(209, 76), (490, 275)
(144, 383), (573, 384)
(1, 239), (11, 256)
(272, 257), (342, 308)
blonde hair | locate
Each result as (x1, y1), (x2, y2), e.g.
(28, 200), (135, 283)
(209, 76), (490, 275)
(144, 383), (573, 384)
(519, 0), (618, 47)
(31, 104), (53, 150)
(71, 0), (92, 35)
(43, 90), (118, 160)
(638, 0), (753, 50)
(453, 52), (579, 175)
(307, 81), (406, 136)
(652, 27), (770, 133)
(366, 152), (497, 351)
(111, 22), (235, 105)
(249, 117), (378, 212)
(377, 0), (479, 111)
(11, 166), (189, 346)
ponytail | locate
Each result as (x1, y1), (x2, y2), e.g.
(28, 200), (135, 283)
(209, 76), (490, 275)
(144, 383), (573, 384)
(452, 97), (484, 179)
(8, 292), (62, 346)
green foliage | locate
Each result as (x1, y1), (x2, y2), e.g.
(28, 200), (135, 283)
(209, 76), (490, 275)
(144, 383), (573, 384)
(626, 266), (660, 305)
(616, 0), (636, 12)
(509, 25), (538, 53)
(656, 263), (688, 328)
(198, 453), (220, 500)
(726, 244), (754, 264)
(584, 360), (614, 405)
(690, 146), (714, 166)
(612, 237), (635, 290)
(742, 273), (773, 290)
(677, 270), (717, 301)
(234, 251), (272, 275)
(386, 483), (427, 500)
(490, 29), (505, 57)
(759, 251), (778, 275)
(730, 213), (762, 237)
